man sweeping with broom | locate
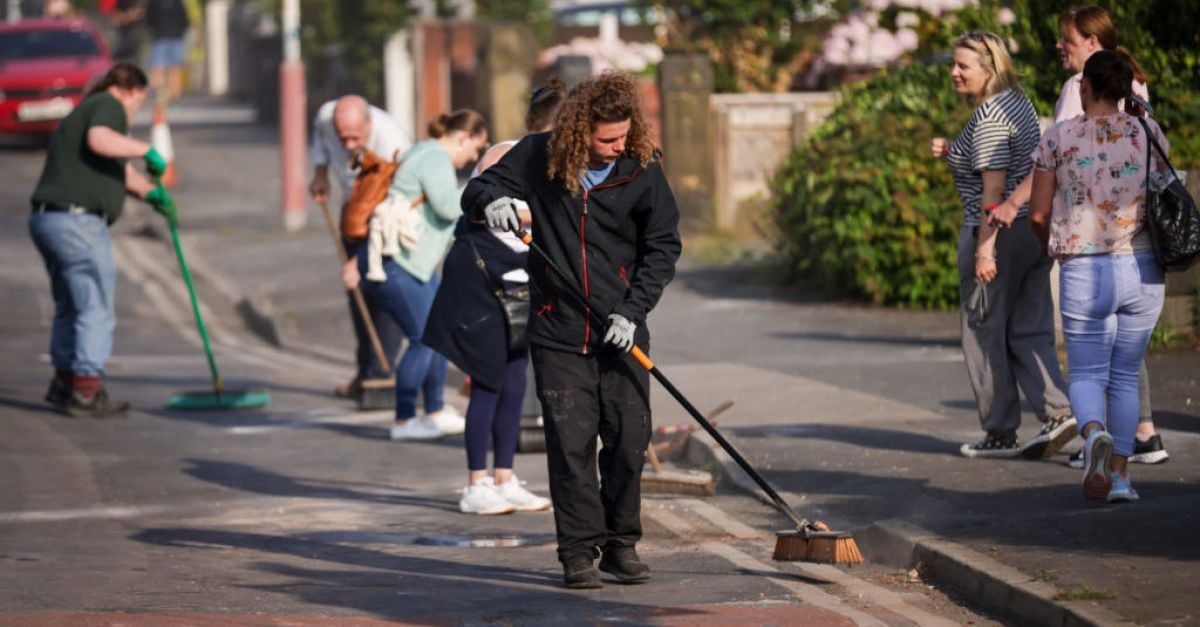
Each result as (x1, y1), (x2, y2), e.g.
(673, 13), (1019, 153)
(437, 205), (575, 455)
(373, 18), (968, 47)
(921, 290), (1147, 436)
(309, 95), (412, 402)
(463, 71), (681, 589)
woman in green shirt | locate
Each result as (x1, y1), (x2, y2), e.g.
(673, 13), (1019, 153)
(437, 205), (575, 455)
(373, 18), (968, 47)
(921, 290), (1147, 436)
(355, 109), (489, 440)
(29, 62), (176, 417)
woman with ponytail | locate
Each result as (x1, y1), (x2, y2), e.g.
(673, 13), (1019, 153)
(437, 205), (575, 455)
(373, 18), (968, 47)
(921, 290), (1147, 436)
(989, 5), (1170, 468)
(29, 62), (176, 417)
(356, 109), (489, 440)
(1028, 50), (1170, 502)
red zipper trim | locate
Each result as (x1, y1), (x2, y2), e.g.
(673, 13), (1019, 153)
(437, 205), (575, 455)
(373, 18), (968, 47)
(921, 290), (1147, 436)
(577, 170), (640, 353)
(619, 265), (629, 287)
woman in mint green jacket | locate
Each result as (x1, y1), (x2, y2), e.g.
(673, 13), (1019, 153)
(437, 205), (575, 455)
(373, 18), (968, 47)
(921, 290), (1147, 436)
(356, 109), (489, 440)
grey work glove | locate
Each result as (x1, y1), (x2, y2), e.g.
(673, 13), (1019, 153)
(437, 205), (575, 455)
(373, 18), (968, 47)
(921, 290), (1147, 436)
(484, 196), (521, 232)
(604, 313), (636, 352)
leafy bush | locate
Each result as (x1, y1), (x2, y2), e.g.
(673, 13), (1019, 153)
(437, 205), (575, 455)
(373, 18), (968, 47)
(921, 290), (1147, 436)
(770, 62), (970, 308)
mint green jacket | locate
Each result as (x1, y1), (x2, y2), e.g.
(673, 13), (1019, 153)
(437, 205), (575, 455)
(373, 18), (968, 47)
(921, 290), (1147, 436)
(387, 139), (463, 282)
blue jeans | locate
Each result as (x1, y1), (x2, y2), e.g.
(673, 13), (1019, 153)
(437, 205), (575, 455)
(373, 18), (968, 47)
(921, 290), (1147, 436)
(1059, 252), (1164, 457)
(359, 255), (446, 420)
(28, 212), (116, 377)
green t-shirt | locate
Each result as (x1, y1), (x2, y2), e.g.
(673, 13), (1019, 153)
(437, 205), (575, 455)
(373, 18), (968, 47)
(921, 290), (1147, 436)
(31, 92), (129, 223)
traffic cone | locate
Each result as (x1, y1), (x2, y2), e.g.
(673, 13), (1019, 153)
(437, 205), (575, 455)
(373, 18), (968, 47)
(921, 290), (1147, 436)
(151, 99), (178, 187)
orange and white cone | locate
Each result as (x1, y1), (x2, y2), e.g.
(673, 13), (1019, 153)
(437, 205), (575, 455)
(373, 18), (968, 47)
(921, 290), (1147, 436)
(151, 100), (178, 187)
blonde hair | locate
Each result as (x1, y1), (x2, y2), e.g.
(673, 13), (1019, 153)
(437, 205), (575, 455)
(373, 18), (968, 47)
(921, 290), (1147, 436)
(953, 31), (1022, 103)
(547, 71), (655, 195)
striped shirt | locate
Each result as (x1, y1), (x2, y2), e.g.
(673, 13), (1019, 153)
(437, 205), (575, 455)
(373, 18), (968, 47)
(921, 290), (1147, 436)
(947, 89), (1041, 226)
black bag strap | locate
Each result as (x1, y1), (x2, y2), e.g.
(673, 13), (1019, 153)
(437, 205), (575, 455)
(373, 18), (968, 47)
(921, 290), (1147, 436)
(1137, 117), (1179, 183)
(465, 233), (504, 300)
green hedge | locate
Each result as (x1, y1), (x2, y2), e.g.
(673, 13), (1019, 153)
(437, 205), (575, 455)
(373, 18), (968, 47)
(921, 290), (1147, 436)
(771, 63), (970, 308)
(772, 1), (1199, 309)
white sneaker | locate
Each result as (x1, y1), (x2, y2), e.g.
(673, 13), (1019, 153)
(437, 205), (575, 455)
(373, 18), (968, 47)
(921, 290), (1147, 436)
(389, 416), (444, 441)
(495, 475), (553, 512)
(459, 477), (517, 515)
(428, 406), (466, 435)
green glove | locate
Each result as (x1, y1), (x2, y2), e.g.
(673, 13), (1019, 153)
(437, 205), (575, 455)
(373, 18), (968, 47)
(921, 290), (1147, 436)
(144, 147), (167, 177)
(145, 183), (178, 225)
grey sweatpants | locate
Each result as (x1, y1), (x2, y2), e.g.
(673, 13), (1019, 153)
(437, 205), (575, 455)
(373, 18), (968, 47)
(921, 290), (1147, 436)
(958, 218), (1072, 434)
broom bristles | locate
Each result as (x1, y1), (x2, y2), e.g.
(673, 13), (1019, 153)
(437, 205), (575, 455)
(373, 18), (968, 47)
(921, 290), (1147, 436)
(641, 470), (716, 496)
(772, 530), (864, 564)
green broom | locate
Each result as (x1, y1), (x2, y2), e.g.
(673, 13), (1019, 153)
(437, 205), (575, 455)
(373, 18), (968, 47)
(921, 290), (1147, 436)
(163, 192), (269, 410)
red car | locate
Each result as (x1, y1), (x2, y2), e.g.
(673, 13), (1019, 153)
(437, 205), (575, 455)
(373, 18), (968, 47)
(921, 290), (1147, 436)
(0, 18), (112, 137)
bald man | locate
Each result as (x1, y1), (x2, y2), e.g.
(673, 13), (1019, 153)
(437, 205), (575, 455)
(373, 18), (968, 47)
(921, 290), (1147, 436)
(310, 95), (413, 399)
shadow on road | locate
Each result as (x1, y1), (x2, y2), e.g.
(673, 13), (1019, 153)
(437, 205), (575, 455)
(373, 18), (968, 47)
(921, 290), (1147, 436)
(730, 424), (955, 456)
(181, 458), (459, 512)
(130, 527), (709, 621)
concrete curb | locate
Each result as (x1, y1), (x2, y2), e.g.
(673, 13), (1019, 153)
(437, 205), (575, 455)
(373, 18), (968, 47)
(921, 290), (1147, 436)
(681, 430), (1127, 627)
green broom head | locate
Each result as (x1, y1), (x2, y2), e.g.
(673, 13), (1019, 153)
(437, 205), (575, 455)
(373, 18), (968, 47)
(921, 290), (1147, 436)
(169, 389), (270, 410)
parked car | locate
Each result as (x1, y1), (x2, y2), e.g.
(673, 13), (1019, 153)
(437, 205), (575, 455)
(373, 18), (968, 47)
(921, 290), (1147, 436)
(0, 18), (112, 138)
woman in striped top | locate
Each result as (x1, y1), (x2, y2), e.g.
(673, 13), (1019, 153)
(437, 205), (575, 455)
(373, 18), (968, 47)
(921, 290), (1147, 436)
(931, 31), (1074, 459)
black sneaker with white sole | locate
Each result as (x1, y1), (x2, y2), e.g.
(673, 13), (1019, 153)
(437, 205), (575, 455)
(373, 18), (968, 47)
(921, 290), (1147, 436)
(1021, 414), (1078, 459)
(960, 431), (1021, 458)
(1130, 434), (1169, 464)
(1066, 434), (1169, 467)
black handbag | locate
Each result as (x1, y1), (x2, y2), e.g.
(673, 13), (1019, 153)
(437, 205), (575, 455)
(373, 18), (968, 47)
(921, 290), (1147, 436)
(1138, 117), (1200, 272)
(466, 236), (530, 352)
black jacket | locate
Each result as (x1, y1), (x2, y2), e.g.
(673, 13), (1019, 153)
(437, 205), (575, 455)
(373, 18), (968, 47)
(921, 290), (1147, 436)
(461, 132), (681, 354)
(423, 219), (527, 392)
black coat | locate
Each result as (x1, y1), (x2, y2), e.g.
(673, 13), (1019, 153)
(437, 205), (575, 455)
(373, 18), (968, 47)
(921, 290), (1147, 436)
(461, 132), (681, 354)
(423, 219), (527, 392)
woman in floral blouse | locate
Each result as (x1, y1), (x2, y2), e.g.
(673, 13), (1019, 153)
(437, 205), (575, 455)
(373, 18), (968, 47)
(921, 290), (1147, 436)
(1029, 50), (1168, 503)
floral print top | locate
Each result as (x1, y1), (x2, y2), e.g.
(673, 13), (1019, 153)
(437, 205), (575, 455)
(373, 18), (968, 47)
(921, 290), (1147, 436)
(1033, 112), (1168, 258)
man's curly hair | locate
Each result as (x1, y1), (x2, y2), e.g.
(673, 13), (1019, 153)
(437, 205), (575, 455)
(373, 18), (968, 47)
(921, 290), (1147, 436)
(547, 71), (656, 195)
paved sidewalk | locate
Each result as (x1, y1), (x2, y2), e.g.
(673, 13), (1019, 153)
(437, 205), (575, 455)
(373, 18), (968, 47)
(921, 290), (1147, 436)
(150, 97), (1199, 626)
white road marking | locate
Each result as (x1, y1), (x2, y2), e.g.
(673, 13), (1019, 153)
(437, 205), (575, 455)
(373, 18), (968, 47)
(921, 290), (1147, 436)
(700, 540), (890, 627)
(0, 505), (171, 523)
(226, 409), (393, 434)
(677, 498), (769, 540)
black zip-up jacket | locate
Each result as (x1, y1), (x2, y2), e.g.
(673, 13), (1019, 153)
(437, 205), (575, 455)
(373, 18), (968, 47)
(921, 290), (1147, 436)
(461, 132), (681, 355)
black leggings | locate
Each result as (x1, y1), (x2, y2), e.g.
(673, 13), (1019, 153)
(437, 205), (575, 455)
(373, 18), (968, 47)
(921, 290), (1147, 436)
(465, 356), (528, 471)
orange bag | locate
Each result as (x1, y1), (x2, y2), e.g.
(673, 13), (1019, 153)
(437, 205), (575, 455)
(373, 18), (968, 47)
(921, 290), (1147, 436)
(341, 149), (400, 239)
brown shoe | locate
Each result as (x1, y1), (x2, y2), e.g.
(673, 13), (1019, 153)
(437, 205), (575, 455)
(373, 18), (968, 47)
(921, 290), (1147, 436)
(334, 377), (363, 399)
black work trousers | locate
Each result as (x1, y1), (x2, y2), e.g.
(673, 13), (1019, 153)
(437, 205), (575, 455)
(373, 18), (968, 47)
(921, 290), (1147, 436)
(343, 236), (402, 379)
(532, 344), (652, 563)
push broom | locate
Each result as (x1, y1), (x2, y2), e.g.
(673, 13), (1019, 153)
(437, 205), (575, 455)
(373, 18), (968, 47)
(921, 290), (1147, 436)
(517, 229), (861, 564)
(317, 199), (394, 409)
(163, 191), (270, 410)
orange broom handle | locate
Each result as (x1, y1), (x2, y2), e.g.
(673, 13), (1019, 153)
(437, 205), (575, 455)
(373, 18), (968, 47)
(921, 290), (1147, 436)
(631, 346), (654, 371)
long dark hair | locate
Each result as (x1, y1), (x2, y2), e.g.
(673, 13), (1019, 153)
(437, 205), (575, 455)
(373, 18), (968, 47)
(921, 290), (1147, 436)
(86, 62), (149, 98)
(1083, 50), (1134, 103)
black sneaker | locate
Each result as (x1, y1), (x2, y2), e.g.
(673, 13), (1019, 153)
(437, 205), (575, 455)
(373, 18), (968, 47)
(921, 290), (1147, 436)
(562, 554), (602, 589)
(1021, 414), (1078, 459)
(960, 431), (1021, 459)
(598, 545), (651, 583)
(65, 389), (130, 418)
(44, 377), (72, 407)
(1130, 434), (1169, 464)
(1066, 448), (1084, 469)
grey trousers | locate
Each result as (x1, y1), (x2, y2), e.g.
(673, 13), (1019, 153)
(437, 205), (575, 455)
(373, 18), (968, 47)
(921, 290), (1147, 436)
(958, 218), (1072, 434)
